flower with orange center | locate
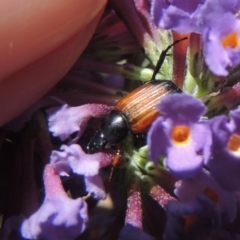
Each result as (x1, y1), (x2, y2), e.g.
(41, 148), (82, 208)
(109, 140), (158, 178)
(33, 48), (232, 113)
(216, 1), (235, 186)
(221, 31), (240, 49)
(148, 93), (211, 179)
(227, 133), (240, 155)
(152, 0), (240, 76)
(175, 169), (237, 225)
(206, 108), (240, 191)
(164, 196), (221, 240)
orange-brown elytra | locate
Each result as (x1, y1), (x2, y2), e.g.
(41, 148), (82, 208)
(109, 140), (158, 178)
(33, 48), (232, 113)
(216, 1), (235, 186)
(86, 80), (181, 154)
(115, 80), (181, 133)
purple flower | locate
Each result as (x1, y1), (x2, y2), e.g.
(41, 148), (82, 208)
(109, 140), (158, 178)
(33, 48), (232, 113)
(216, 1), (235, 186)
(21, 164), (88, 240)
(151, 0), (204, 33)
(164, 196), (220, 240)
(151, 0), (239, 34)
(151, 0), (240, 76)
(147, 93), (211, 179)
(47, 104), (112, 142)
(175, 169), (237, 224)
(202, 10), (240, 76)
(206, 108), (240, 191)
(51, 144), (114, 199)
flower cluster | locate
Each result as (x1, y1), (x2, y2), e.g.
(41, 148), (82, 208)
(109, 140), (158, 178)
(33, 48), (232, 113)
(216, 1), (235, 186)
(152, 0), (240, 76)
(2, 0), (240, 240)
(148, 93), (211, 179)
(148, 92), (240, 238)
(0, 105), (115, 240)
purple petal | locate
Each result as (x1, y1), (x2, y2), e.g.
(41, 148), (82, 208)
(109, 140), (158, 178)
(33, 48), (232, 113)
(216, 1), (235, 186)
(158, 93), (206, 123)
(47, 104), (112, 141)
(151, 0), (240, 76)
(148, 94), (211, 179)
(207, 150), (240, 191)
(151, 0), (204, 33)
(166, 144), (203, 179)
(206, 110), (240, 191)
(56, 144), (113, 176)
(230, 108), (240, 133)
(191, 122), (212, 162)
(51, 144), (112, 199)
(50, 149), (71, 176)
(61, 144), (101, 176)
(21, 165), (88, 240)
(202, 14), (240, 76)
(209, 115), (230, 149)
(84, 175), (106, 200)
(147, 117), (170, 163)
(175, 169), (237, 223)
(164, 196), (220, 239)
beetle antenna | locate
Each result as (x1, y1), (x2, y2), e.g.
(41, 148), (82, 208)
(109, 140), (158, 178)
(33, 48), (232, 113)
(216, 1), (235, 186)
(151, 37), (188, 81)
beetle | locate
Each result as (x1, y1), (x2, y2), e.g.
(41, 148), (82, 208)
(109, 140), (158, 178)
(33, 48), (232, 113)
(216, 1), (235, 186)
(87, 80), (182, 154)
(86, 37), (187, 154)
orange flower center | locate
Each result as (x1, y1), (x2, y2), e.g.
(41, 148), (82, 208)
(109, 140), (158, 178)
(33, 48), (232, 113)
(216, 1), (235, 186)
(221, 31), (240, 49)
(227, 133), (240, 152)
(171, 125), (190, 145)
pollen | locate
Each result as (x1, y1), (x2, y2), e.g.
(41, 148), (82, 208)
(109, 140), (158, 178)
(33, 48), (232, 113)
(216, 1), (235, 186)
(227, 133), (240, 153)
(204, 187), (218, 205)
(171, 125), (190, 145)
(221, 31), (240, 49)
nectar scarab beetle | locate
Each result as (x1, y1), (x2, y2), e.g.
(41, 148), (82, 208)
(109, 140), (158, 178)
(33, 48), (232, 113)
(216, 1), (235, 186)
(86, 37), (187, 154)
(87, 80), (182, 154)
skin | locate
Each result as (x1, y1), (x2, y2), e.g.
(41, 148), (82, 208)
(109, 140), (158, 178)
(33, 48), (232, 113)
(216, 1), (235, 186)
(0, 0), (107, 126)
